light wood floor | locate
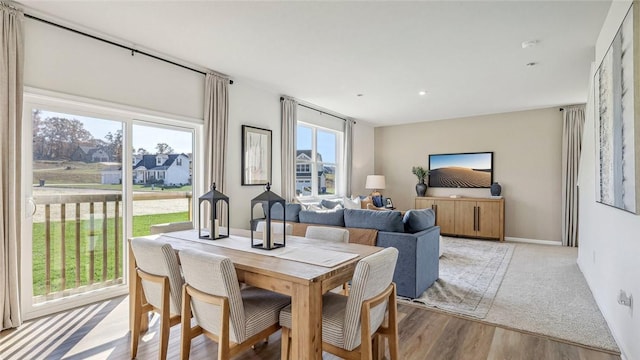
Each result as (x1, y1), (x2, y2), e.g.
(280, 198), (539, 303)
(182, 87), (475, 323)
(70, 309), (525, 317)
(0, 295), (620, 360)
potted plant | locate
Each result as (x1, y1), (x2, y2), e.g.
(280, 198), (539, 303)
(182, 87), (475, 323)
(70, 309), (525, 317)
(412, 166), (429, 197)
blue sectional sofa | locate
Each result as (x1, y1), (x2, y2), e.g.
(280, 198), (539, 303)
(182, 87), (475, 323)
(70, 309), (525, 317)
(261, 203), (440, 298)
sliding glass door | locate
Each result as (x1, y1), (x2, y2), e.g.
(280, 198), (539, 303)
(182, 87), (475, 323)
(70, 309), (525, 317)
(21, 91), (200, 319)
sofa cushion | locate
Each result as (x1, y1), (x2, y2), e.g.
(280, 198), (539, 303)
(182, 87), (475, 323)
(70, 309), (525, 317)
(299, 209), (345, 227)
(262, 203), (302, 222)
(343, 209), (404, 233)
(402, 208), (436, 233)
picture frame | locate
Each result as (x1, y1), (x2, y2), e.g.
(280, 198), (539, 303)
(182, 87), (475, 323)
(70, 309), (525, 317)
(385, 198), (394, 208)
(593, 3), (640, 213)
(241, 125), (272, 186)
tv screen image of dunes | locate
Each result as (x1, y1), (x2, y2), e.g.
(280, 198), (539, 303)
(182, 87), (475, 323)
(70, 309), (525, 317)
(429, 167), (491, 188)
(429, 153), (492, 188)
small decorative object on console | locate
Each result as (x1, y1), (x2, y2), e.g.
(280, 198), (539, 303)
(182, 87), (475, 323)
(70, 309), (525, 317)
(412, 166), (429, 197)
(490, 182), (502, 196)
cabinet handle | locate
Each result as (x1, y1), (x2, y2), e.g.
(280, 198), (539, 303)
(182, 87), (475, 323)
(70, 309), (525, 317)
(476, 206), (480, 232)
(473, 206), (477, 231)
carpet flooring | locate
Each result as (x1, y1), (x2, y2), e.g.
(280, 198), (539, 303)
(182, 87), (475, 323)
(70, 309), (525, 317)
(404, 237), (619, 353)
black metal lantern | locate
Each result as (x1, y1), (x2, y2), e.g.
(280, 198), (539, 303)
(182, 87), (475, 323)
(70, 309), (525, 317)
(251, 183), (286, 250)
(198, 183), (229, 240)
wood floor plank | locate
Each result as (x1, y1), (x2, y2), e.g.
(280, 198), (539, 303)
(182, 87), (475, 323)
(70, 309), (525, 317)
(0, 296), (620, 360)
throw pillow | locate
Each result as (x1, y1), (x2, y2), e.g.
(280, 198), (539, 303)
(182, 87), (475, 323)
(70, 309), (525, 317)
(402, 208), (436, 233)
(262, 203), (302, 222)
(343, 196), (361, 209)
(320, 199), (342, 209)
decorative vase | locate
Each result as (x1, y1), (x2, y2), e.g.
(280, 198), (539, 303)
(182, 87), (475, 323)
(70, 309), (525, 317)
(416, 180), (427, 197)
(490, 182), (502, 196)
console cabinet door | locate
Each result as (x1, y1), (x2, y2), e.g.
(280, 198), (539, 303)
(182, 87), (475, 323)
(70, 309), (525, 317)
(476, 200), (501, 239)
(434, 200), (456, 235)
(454, 200), (477, 237)
(415, 197), (435, 210)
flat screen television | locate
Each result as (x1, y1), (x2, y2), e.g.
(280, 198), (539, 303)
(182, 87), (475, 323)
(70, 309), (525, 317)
(428, 152), (493, 188)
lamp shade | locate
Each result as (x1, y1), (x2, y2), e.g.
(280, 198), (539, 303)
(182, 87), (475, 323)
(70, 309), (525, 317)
(365, 175), (386, 190)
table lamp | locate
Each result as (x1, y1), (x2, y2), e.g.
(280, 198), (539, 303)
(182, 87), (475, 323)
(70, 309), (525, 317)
(365, 175), (386, 197)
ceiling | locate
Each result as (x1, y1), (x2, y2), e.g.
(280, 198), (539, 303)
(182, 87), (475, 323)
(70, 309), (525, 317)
(20, 1), (611, 127)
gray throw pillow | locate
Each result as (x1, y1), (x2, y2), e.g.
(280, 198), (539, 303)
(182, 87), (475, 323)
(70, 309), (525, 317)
(402, 208), (436, 233)
(344, 208), (404, 233)
(262, 203), (302, 222)
(320, 199), (342, 209)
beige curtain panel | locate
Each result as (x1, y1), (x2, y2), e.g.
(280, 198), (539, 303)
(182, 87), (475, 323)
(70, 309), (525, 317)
(561, 106), (585, 247)
(280, 97), (297, 202)
(1, 1), (24, 330)
(203, 73), (229, 225)
(344, 118), (355, 197)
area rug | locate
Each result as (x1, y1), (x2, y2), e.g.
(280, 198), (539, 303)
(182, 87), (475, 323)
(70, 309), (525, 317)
(402, 237), (620, 353)
(407, 236), (514, 318)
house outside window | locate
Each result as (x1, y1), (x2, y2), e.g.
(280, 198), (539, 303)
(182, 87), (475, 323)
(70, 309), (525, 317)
(296, 121), (343, 198)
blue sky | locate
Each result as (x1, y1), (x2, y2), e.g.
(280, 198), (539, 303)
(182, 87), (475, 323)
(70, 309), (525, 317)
(429, 153), (492, 170)
(38, 110), (193, 154)
(297, 125), (336, 163)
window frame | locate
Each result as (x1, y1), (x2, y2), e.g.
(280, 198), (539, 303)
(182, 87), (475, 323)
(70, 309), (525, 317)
(295, 121), (344, 199)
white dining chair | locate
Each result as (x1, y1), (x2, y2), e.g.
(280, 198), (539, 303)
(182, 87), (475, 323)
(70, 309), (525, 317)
(179, 248), (291, 360)
(305, 226), (351, 294)
(279, 247), (400, 360)
(305, 226), (350, 243)
(130, 237), (184, 360)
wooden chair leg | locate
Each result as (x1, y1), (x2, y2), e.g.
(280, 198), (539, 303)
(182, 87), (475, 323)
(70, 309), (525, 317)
(131, 275), (142, 359)
(388, 286), (399, 360)
(180, 285), (192, 360)
(280, 327), (291, 360)
(158, 278), (171, 360)
(342, 282), (350, 296)
(218, 298), (230, 360)
(371, 335), (380, 360)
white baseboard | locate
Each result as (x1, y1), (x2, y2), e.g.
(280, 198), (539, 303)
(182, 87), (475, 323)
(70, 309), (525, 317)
(504, 236), (562, 246)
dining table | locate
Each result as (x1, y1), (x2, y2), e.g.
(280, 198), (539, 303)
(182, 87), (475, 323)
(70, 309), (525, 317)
(128, 228), (382, 360)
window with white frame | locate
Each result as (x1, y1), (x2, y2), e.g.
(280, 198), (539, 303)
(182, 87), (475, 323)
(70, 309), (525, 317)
(296, 121), (343, 197)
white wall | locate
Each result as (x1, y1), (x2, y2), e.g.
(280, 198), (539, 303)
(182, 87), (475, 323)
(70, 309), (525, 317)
(351, 120), (376, 197)
(374, 108), (563, 242)
(578, 2), (640, 359)
(226, 79), (282, 229)
(24, 18), (204, 120)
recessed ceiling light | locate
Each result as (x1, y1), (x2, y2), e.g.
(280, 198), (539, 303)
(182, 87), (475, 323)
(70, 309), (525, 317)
(418, 90), (427, 96)
(526, 62), (538, 67)
(522, 40), (539, 49)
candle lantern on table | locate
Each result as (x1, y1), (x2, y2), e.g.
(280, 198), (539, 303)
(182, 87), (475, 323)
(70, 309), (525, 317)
(251, 183), (286, 250)
(198, 183), (229, 240)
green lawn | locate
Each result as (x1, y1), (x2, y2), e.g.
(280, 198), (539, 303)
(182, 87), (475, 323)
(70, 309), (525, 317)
(32, 211), (189, 296)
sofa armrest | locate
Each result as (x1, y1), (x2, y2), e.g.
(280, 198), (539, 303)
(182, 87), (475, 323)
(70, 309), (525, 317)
(376, 226), (440, 298)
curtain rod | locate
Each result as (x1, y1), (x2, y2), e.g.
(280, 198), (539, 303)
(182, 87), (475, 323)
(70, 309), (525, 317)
(280, 97), (354, 123)
(24, 13), (233, 84)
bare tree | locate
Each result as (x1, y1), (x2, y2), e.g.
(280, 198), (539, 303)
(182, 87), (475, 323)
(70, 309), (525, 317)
(155, 142), (174, 154)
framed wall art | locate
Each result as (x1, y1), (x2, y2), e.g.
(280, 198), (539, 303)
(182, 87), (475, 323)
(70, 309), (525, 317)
(594, 3), (640, 213)
(242, 125), (272, 186)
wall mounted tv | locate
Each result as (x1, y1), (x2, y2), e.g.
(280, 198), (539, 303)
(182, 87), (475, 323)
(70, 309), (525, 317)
(428, 152), (493, 188)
